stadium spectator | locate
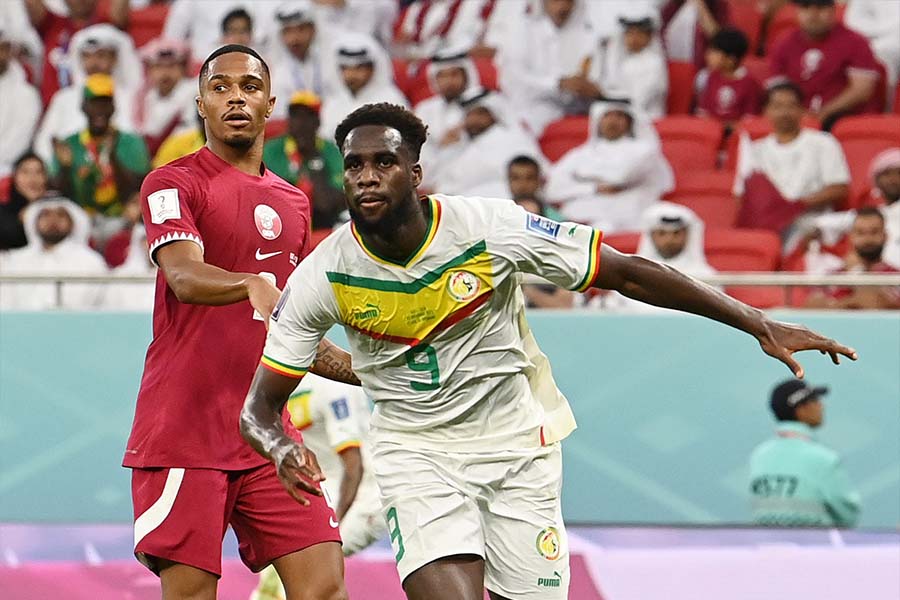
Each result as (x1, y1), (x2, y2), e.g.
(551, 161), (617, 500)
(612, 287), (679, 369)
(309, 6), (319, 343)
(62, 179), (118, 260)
(415, 46), (482, 180)
(733, 82), (849, 244)
(768, 0), (880, 129)
(603, 202), (716, 312)
(596, 7), (668, 119)
(587, 0), (662, 41)
(750, 379), (861, 527)
(661, 0), (730, 67)
(34, 24), (140, 165)
(104, 224), (156, 311)
(221, 7), (254, 47)
(152, 112), (206, 169)
(430, 88), (544, 197)
(0, 29), (41, 179)
(23, 0), (128, 105)
(0, 197), (107, 310)
(0, 153), (52, 251)
(394, 0), (508, 61)
(507, 154), (566, 220)
(312, 0), (397, 47)
(162, 0), (275, 63)
(270, 2), (329, 120)
(546, 100), (674, 233)
(696, 28), (764, 129)
(263, 91), (344, 228)
(805, 208), (900, 310)
(844, 0), (900, 109)
(49, 74), (150, 246)
(0, 3), (43, 79)
(135, 39), (196, 155)
(319, 33), (408, 141)
(497, 0), (602, 136)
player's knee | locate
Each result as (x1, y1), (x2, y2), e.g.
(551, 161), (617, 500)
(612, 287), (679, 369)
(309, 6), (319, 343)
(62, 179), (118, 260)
(286, 580), (347, 600)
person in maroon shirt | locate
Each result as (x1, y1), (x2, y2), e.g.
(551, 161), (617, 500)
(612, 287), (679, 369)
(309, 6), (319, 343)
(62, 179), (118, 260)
(23, 0), (128, 105)
(806, 208), (900, 309)
(697, 28), (764, 130)
(769, 0), (880, 129)
(124, 45), (353, 600)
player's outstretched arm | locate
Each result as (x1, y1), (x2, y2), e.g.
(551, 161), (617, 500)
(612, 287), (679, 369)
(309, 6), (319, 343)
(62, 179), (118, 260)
(312, 339), (361, 386)
(594, 245), (858, 378)
(241, 367), (325, 505)
(156, 241), (280, 315)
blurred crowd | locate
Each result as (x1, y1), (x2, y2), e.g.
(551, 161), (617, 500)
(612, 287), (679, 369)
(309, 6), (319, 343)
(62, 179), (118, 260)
(0, 0), (898, 311)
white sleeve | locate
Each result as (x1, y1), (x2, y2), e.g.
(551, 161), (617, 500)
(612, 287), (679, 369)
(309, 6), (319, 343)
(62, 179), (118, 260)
(488, 199), (603, 292)
(318, 383), (367, 453)
(261, 255), (340, 378)
(819, 134), (851, 187)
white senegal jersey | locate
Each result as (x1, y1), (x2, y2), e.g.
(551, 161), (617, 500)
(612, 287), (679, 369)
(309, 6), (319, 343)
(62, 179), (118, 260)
(285, 373), (371, 499)
(262, 195), (603, 451)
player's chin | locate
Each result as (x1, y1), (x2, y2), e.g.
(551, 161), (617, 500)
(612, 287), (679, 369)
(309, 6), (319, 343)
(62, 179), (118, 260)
(222, 131), (257, 149)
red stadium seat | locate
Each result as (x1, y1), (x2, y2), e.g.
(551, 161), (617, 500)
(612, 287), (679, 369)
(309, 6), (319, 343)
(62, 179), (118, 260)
(669, 169), (734, 196)
(724, 115), (821, 170)
(667, 193), (740, 228)
(601, 232), (640, 255)
(832, 114), (900, 204)
(654, 116), (723, 174)
(705, 228), (784, 308)
(128, 3), (170, 49)
(894, 81), (900, 115)
(666, 61), (697, 115)
(539, 116), (590, 162)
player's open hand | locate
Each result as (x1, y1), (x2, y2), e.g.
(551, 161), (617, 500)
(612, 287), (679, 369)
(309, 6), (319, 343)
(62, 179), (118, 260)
(247, 274), (281, 329)
(273, 441), (325, 506)
(755, 317), (858, 379)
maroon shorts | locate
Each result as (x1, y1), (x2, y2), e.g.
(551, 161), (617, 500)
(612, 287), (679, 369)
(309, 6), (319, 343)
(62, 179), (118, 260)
(131, 463), (341, 576)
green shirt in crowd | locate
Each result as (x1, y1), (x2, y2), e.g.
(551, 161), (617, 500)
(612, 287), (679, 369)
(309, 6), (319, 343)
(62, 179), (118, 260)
(749, 421), (861, 527)
(51, 130), (151, 217)
(263, 135), (343, 191)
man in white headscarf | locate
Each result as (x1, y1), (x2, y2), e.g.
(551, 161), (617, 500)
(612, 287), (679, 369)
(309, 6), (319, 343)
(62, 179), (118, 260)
(595, 8), (669, 119)
(269, 1), (330, 120)
(311, 0), (397, 47)
(134, 38), (197, 153)
(497, 0), (602, 135)
(162, 0), (278, 64)
(415, 45), (482, 183)
(318, 32), (408, 140)
(429, 87), (544, 197)
(546, 100), (674, 232)
(33, 24), (140, 164)
(0, 197), (107, 310)
(604, 202), (716, 312)
(104, 224), (156, 311)
(0, 28), (41, 178)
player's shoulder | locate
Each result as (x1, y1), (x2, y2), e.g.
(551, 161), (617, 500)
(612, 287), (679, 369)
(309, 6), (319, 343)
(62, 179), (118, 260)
(143, 151), (206, 192)
(432, 193), (517, 220)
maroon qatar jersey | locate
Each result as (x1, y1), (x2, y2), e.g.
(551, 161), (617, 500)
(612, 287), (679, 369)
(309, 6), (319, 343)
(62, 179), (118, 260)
(124, 147), (312, 469)
(769, 23), (880, 114)
(697, 67), (763, 123)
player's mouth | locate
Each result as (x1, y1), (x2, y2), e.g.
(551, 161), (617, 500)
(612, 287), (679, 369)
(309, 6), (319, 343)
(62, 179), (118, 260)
(356, 193), (388, 208)
(224, 112), (252, 127)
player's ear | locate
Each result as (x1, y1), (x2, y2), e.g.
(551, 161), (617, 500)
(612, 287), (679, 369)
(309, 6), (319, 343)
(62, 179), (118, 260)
(411, 163), (423, 188)
(195, 95), (205, 119)
(267, 95), (275, 119)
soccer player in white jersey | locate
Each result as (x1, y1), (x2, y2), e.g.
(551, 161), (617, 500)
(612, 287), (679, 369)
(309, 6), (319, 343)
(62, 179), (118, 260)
(252, 374), (386, 600)
(240, 103), (857, 600)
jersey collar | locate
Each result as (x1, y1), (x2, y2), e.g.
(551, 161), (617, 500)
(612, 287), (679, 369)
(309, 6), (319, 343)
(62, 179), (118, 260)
(351, 196), (441, 268)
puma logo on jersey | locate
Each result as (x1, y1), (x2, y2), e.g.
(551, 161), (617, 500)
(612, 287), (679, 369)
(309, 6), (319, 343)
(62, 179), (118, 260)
(255, 249), (283, 260)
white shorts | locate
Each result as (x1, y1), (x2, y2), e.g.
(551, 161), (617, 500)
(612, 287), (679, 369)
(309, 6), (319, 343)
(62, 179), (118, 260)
(373, 441), (569, 599)
(338, 475), (388, 556)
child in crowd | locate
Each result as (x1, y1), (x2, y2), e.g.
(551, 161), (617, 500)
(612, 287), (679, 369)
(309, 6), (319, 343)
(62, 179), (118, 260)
(696, 28), (763, 131)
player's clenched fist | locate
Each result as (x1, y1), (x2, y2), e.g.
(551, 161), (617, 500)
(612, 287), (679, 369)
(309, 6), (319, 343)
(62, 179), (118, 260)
(271, 440), (325, 505)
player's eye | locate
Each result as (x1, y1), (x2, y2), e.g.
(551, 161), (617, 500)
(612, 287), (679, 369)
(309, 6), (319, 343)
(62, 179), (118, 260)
(378, 157), (395, 168)
(213, 84), (227, 92)
(346, 160), (361, 170)
(244, 84), (259, 92)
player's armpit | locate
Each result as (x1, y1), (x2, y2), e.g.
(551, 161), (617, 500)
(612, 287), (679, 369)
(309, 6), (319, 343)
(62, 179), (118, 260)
(311, 339), (360, 386)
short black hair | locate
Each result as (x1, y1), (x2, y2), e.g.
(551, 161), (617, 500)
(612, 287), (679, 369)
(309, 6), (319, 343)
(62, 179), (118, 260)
(334, 103), (429, 161)
(508, 155), (540, 172)
(709, 28), (749, 61)
(856, 206), (885, 222)
(199, 44), (269, 87)
(764, 80), (804, 106)
(222, 8), (253, 34)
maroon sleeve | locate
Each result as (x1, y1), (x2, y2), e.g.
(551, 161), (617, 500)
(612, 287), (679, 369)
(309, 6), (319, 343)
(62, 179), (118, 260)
(768, 37), (789, 79)
(140, 167), (205, 265)
(844, 31), (880, 77)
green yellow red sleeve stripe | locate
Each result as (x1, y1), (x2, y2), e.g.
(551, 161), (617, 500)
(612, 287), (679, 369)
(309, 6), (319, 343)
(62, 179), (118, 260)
(334, 440), (362, 453)
(573, 229), (604, 292)
(260, 355), (309, 379)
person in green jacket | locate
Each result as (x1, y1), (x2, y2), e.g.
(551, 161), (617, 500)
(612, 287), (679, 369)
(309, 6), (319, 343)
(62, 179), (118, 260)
(750, 380), (861, 527)
(263, 90), (344, 229)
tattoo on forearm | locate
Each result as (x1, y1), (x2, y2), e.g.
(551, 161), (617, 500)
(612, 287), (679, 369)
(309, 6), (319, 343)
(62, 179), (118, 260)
(312, 341), (361, 386)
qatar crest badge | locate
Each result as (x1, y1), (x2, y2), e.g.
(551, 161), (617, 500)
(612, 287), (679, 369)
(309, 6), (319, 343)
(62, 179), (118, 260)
(254, 204), (283, 240)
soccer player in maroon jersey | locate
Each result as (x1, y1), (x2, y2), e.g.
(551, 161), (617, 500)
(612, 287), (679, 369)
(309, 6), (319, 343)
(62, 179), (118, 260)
(123, 45), (353, 600)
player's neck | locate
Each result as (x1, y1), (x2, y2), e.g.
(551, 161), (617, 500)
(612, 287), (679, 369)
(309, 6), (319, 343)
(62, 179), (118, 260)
(358, 197), (431, 263)
(206, 138), (265, 177)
